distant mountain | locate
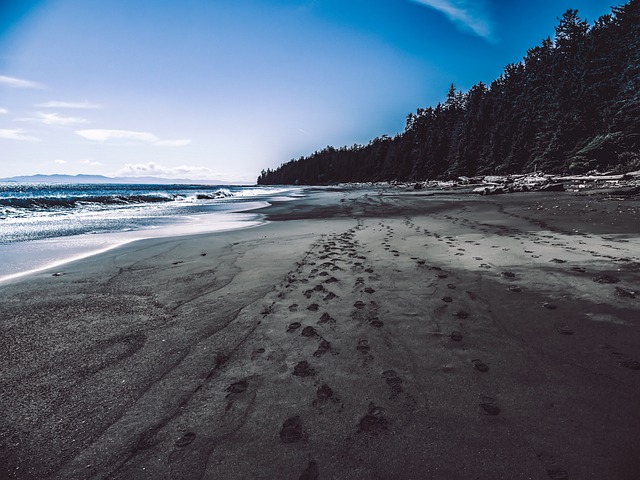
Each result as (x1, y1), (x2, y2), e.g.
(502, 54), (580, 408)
(258, 1), (640, 185)
(0, 174), (244, 185)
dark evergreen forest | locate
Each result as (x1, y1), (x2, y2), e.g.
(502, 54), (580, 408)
(258, 1), (640, 185)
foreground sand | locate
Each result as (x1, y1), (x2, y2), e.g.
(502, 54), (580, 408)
(1, 188), (639, 479)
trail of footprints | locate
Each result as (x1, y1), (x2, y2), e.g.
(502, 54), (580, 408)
(162, 211), (637, 479)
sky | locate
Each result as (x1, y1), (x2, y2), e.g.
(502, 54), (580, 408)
(0, 0), (620, 183)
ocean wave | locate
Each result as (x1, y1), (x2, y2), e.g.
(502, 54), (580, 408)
(0, 193), (177, 210)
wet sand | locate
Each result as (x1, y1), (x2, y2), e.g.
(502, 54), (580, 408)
(1, 187), (639, 479)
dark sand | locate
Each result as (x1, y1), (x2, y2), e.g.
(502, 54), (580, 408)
(1, 188), (639, 479)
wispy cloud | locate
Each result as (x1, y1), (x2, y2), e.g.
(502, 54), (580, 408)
(79, 159), (104, 166)
(0, 128), (41, 141)
(0, 75), (44, 89)
(116, 162), (213, 179)
(36, 100), (102, 109)
(18, 111), (89, 126)
(409, 0), (494, 40)
(0, 108), (8, 114)
(54, 159), (68, 164)
(75, 129), (191, 147)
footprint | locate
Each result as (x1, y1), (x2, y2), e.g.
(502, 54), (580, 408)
(307, 304), (319, 312)
(287, 322), (302, 332)
(354, 301), (366, 309)
(301, 326), (317, 337)
(316, 384), (334, 401)
(280, 416), (305, 443)
(251, 348), (265, 360)
(358, 403), (388, 435)
(542, 302), (557, 310)
(479, 396), (500, 415)
(226, 380), (248, 395)
(450, 331), (463, 341)
(453, 310), (469, 319)
(293, 361), (316, 377)
(175, 431), (196, 447)
(369, 318), (384, 328)
(382, 370), (403, 397)
(299, 461), (319, 480)
(442, 296), (453, 303)
(508, 285), (522, 293)
(313, 340), (331, 357)
(472, 359), (489, 372)
(318, 312), (335, 324)
(364, 287), (375, 294)
(555, 324), (574, 335)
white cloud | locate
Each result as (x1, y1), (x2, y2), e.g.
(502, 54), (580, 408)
(0, 108), (7, 114)
(79, 159), (104, 166)
(116, 162), (214, 179)
(36, 100), (101, 109)
(409, 0), (494, 39)
(54, 159), (68, 164)
(18, 111), (89, 126)
(75, 128), (191, 147)
(0, 128), (41, 141)
(0, 75), (44, 89)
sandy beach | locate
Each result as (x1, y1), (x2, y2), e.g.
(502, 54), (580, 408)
(1, 187), (639, 480)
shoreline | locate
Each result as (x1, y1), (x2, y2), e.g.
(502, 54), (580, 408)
(0, 206), (268, 284)
(1, 187), (639, 479)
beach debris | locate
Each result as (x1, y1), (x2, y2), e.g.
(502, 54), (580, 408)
(592, 274), (620, 284)
(508, 285), (522, 292)
(614, 287), (636, 298)
(52, 272), (64, 277)
(542, 302), (557, 310)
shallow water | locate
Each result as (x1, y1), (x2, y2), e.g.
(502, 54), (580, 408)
(0, 183), (302, 281)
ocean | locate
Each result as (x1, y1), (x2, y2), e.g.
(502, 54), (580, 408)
(0, 183), (301, 281)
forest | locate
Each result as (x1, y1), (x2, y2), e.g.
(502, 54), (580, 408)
(257, 1), (640, 185)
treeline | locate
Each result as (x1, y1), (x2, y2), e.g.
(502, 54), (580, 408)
(258, 1), (640, 185)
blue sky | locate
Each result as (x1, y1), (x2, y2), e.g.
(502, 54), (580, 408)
(0, 0), (619, 182)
